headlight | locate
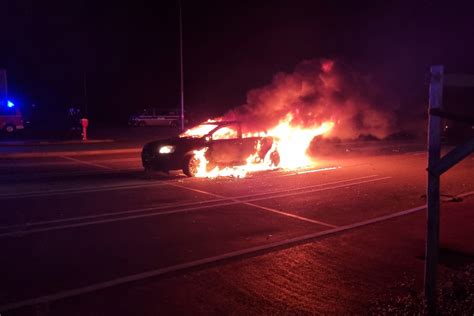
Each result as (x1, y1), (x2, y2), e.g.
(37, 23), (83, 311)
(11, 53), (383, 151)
(158, 145), (175, 154)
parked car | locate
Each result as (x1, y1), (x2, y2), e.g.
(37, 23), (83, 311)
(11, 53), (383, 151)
(141, 121), (280, 176)
(129, 109), (181, 127)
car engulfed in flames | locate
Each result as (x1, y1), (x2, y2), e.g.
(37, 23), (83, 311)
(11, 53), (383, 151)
(141, 115), (335, 178)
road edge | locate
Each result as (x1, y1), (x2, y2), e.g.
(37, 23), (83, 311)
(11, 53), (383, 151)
(1, 148), (142, 158)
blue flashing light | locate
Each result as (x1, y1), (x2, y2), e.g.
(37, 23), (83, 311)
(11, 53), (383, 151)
(7, 100), (15, 108)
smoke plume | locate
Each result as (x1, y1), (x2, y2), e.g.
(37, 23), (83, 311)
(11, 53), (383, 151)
(223, 59), (397, 140)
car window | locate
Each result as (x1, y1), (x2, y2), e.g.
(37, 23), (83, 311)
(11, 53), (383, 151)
(211, 125), (239, 140)
(242, 126), (267, 138)
(158, 111), (177, 116)
(180, 123), (218, 138)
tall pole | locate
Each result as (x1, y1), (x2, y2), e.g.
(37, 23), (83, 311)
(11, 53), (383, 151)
(179, 0), (185, 131)
(425, 65), (443, 315)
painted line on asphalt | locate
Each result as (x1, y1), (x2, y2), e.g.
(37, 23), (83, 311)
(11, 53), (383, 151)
(0, 181), (169, 200)
(168, 175), (390, 228)
(271, 166), (340, 178)
(0, 203), (426, 313)
(0, 175), (378, 231)
(0, 176), (387, 237)
(253, 165), (339, 179)
(0, 175), (378, 232)
(0, 148), (141, 159)
(0, 157), (141, 168)
(297, 166), (340, 174)
(456, 191), (474, 198)
(61, 156), (114, 170)
(242, 202), (338, 228)
(0, 167), (143, 183)
(168, 183), (338, 228)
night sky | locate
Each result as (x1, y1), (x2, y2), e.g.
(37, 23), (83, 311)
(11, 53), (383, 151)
(1, 0), (474, 124)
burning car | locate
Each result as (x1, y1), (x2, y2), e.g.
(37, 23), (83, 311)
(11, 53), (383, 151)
(141, 120), (280, 177)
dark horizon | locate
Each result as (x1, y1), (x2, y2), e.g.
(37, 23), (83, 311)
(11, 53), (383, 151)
(1, 0), (474, 124)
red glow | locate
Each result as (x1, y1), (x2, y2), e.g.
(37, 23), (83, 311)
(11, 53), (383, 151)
(321, 60), (334, 73)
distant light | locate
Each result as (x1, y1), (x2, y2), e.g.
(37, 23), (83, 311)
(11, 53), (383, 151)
(7, 100), (15, 108)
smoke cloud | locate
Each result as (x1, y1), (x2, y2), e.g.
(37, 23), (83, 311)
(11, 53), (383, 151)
(223, 59), (397, 140)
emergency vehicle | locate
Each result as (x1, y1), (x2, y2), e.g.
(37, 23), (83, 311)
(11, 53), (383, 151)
(0, 100), (24, 133)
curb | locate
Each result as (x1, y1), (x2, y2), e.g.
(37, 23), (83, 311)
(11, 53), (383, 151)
(1, 148), (142, 158)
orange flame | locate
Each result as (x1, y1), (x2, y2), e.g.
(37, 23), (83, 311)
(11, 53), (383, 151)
(183, 114), (334, 178)
(179, 120), (218, 138)
(268, 113), (334, 169)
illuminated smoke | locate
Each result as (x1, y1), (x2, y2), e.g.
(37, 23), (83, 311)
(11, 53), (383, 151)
(223, 59), (395, 140)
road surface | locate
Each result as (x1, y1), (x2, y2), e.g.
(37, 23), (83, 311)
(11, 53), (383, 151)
(0, 141), (473, 315)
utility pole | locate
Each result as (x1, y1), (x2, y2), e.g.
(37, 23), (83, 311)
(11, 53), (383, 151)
(179, 0), (185, 131)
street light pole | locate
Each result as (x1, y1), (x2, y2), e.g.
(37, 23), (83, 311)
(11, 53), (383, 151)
(179, 0), (185, 131)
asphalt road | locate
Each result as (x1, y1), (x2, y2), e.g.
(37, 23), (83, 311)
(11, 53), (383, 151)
(0, 142), (473, 315)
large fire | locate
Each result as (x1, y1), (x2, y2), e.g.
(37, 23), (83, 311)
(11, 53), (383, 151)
(267, 114), (334, 169)
(179, 58), (395, 178)
(182, 113), (334, 178)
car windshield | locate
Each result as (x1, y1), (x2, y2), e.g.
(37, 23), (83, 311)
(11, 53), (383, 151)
(179, 123), (219, 138)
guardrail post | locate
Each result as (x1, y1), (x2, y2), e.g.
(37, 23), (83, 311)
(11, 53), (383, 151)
(425, 65), (443, 315)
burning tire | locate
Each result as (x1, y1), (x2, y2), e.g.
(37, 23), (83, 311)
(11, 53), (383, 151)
(183, 154), (200, 177)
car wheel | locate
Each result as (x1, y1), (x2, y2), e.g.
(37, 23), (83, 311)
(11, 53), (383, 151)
(183, 154), (200, 177)
(269, 150), (280, 167)
(4, 124), (16, 133)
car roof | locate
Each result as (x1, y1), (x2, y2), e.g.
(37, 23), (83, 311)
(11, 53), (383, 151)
(202, 120), (240, 126)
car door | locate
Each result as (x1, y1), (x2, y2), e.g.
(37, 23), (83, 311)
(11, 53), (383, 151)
(239, 137), (262, 161)
(155, 111), (170, 126)
(206, 123), (243, 165)
(142, 115), (155, 126)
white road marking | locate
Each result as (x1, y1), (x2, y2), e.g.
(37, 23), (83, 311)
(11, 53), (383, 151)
(0, 157), (141, 168)
(0, 203), (427, 313)
(1, 148), (141, 159)
(242, 202), (338, 228)
(167, 183), (338, 228)
(0, 175), (378, 230)
(456, 191), (474, 198)
(0, 167), (142, 182)
(169, 176), (391, 228)
(0, 165), (290, 199)
(0, 181), (169, 200)
(60, 156), (113, 170)
(297, 166), (340, 174)
(257, 165), (340, 178)
(0, 176), (388, 237)
(185, 174), (380, 201)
